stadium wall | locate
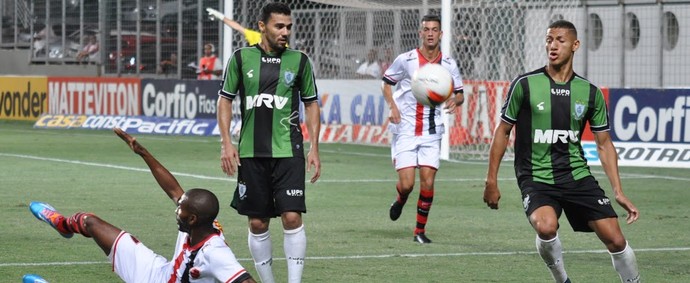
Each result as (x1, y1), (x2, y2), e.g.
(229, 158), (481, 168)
(0, 49), (99, 76)
(2, 75), (688, 168)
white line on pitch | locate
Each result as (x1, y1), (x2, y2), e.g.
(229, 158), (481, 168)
(1, 247), (689, 267)
(2, 152), (690, 183)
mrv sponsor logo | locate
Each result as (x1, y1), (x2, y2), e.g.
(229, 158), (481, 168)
(612, 93), (690, 143)
(246, 93), (289, 110)
(534, 129), (579, 144)
(142, 82), (217, 119)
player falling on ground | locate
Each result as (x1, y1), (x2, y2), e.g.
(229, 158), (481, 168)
(382, 14), (464, 244)
(483, 20), (640, 283)
(30, 128), (255, 283)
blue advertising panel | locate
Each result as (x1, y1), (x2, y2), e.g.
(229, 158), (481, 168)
(34, 114), (219, 136)
(584, 89), (690, 168)
(140, 79), (221, 119)
(609, 89), (689, 143)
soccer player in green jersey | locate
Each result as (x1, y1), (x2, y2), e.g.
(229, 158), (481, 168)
(216, 3), (321, 283)
(484, 20), (640, 283)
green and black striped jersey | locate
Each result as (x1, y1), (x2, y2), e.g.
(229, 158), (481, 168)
(219, 45), (318, 158)
(500, 67), (609, 185)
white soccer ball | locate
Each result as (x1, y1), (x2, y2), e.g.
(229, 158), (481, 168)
(410, 63), (454, 107)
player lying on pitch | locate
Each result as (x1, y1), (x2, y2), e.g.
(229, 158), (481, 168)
(29, 128), (256, 283)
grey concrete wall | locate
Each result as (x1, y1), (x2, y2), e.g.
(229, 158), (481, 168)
(0, 49), (101, 77)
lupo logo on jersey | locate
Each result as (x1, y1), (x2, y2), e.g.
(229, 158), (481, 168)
(551, 88), (570, 96)
(262, 57), (281, 64)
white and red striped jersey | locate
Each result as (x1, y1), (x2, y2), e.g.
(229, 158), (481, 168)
(168, 231), (249, 283)
(382, 48), (463, 136)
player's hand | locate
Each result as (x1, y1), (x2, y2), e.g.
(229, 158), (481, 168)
(388, 106), (401, 124)
(444, 93), (464, 114)
(483, 180), (501, 209)
(114, 128), (147, 156)
(206, 7), (225, 21)
(220, 142), (240, 176)
(615, 194), (639, 224)
(306, 149), (321, 183)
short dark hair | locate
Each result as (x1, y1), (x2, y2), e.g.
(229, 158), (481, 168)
(186, 188), (219, 226)
(260, 2), (291, 24)
(548, 20), (577, 37)
(421, 14), (441, 25)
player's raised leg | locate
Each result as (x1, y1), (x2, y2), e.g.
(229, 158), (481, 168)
(590, 218), (640, 283)
(29, 202), (122, 255)
(390, 168), (415, 221)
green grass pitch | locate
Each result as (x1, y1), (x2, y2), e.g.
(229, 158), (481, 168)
(1, 120), (688, 282)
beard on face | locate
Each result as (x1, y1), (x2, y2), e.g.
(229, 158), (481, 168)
(177, 217), (191, 233)
(265, 34), (287, 53)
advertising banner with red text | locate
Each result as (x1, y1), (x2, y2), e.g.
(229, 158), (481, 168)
(310, 80), (391, 145)
(47, 77), (141, 115)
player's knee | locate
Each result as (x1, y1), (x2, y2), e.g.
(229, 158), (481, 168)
(603, 236), (628, 252)
(398, 181), (414, 193)
(281, 212), (302, 230)
(248, 218), (270, 233)
(531, 219), (558, 239)
(419, 179), (434, 190)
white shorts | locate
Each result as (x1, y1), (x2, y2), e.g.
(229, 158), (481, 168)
(109, 231), (170, 283)
(391, 134), (442, 170)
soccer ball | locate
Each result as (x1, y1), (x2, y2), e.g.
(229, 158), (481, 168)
(410, 63), (454, 107)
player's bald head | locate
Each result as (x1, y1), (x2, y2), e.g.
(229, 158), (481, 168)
(184, 188), (219, 226)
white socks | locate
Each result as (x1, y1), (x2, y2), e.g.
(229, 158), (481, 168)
(248, 230), (275, 283)
(536, 235), (569, 283)
(284, 224), (306, 283)
(610, 242), (640, 283)
(248, 226), (306, 283)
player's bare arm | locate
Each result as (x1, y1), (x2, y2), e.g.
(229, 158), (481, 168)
(217, 96), (240, 176)
(206, 7), (249, 34)
(594, 131), (640, 224)
(305, 100), (321, 183)
(484, 121), (512, 209)
(382, 83), (401, 124)
(113, 128), (185, 204)
(444, 91), (465, 114)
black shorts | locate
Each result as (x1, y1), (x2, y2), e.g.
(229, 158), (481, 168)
(231, 157), (306, 218)
(519, 176), (618, 232)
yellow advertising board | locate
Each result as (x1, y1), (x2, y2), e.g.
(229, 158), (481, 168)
(0, 76), (48, 121)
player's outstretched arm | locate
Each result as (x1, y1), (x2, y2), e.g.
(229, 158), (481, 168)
(593, 131), (639, 224)
(484, 121), (512, 209)
(207, 8), (247, 33)
(114, 128), (184, 204)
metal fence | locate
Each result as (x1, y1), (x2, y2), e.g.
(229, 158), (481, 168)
(1, 0), (688, 87)
(1, 0), (223, 78)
